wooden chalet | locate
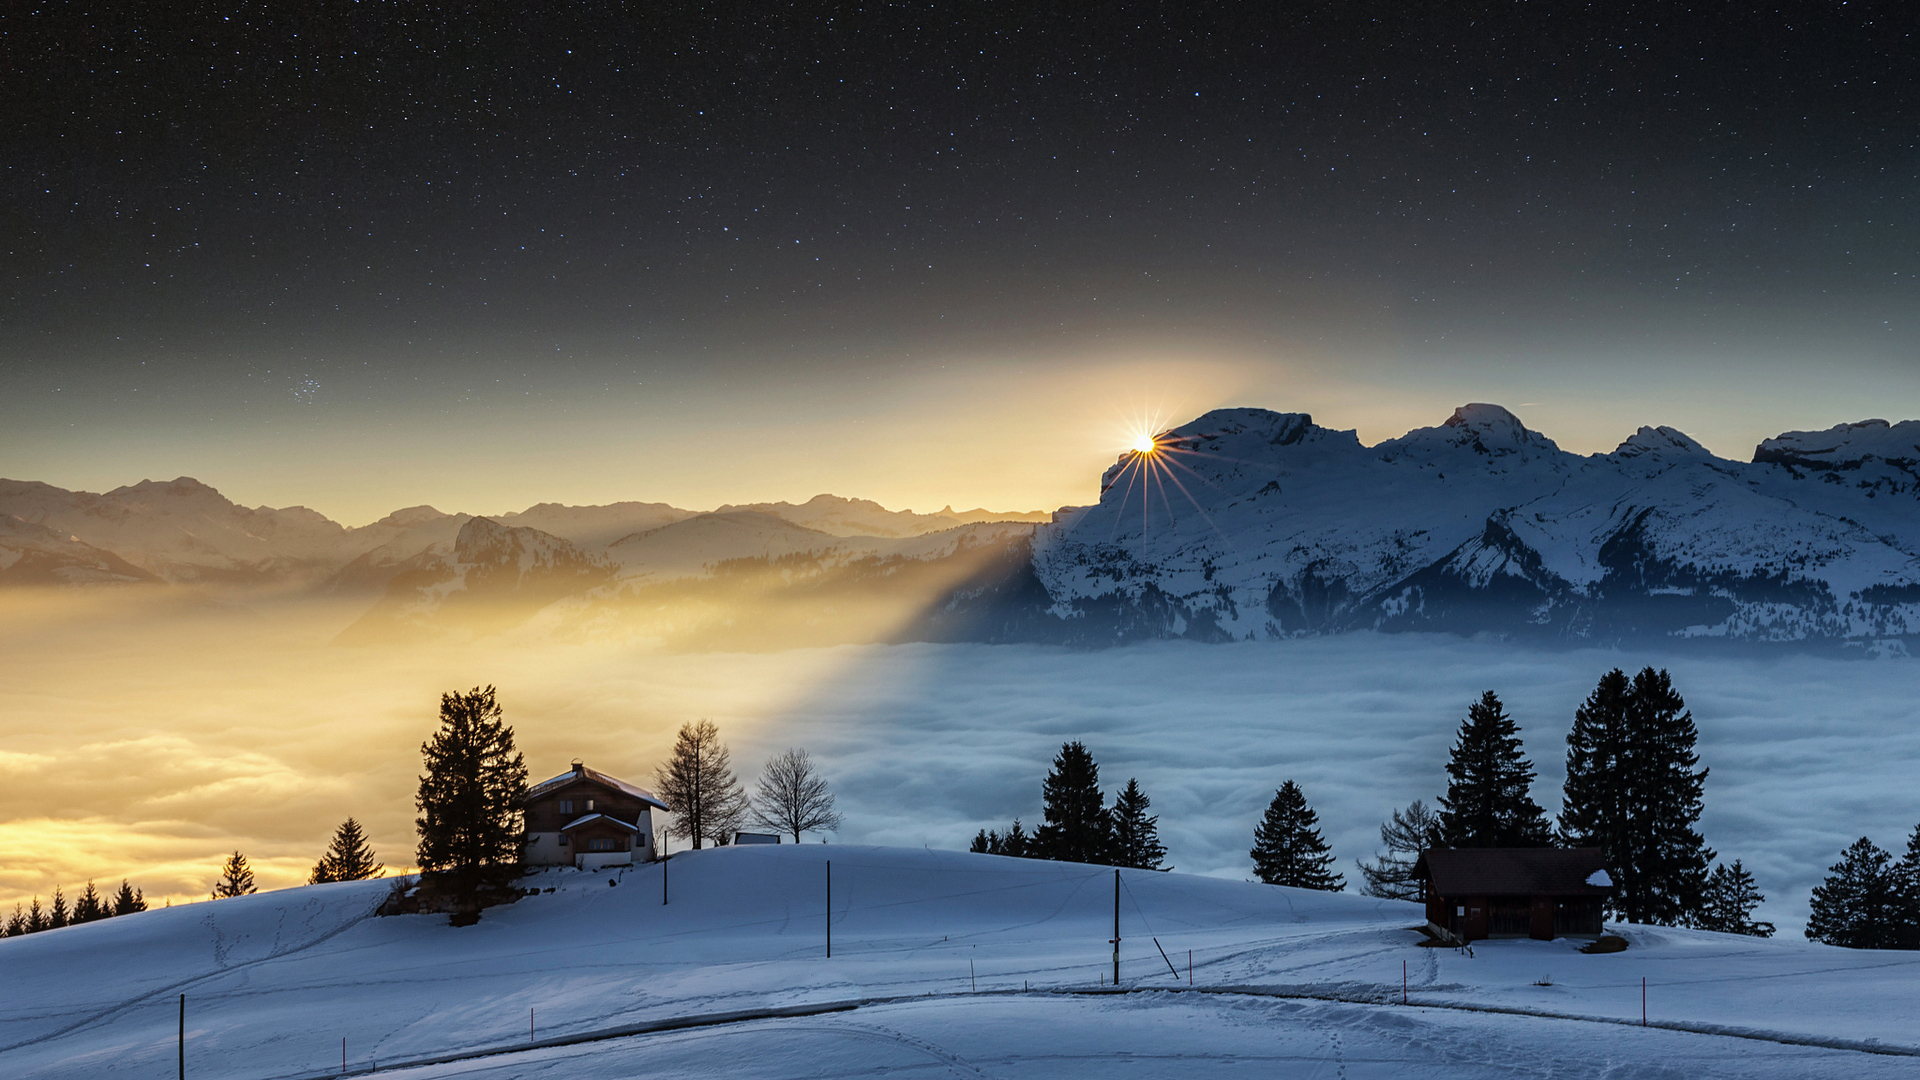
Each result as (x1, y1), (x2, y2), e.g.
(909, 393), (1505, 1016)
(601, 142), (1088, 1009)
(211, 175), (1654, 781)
(1413, 848), (1611, 943)
(523, 761), (671, 870)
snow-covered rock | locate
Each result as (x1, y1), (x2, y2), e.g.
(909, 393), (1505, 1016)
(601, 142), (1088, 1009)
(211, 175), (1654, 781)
(951, 405), (1920, 648)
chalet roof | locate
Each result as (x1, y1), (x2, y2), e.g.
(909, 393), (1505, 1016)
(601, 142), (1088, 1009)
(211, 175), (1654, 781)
(527, 763), (670, 811)
(560, 812), (644, 834)
(1413, 848), (1612, 897)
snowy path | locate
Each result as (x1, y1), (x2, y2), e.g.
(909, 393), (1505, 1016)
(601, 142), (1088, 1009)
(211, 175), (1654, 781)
(3, 846), (1916, 1079)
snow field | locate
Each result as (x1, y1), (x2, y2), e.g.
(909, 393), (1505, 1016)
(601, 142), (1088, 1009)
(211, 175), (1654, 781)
(2, 845), (1917, 1079)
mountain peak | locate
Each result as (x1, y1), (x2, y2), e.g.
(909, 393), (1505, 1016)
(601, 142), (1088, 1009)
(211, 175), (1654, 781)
(1754, 419), (1920, 470)
(1612, 425), (1709, 459)
(1377, 403), (1561, 463)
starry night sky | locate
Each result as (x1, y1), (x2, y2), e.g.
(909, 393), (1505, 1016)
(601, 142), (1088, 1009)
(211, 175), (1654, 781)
(5, 2), (1917, 520)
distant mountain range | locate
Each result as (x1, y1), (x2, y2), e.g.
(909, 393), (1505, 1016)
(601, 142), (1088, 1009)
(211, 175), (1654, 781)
(8, 405), (1919, 652)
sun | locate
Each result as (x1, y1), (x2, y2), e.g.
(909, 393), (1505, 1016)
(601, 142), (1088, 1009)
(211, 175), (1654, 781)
(1131, 433), (1158, 454)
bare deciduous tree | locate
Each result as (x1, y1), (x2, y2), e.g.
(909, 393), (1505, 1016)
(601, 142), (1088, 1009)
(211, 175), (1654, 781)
(750, 747), (843, 842)
(654, 719), (749, 848)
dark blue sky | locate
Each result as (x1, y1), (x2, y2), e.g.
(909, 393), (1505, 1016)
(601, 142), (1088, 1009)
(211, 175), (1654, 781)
(4, 2), (1915, 520)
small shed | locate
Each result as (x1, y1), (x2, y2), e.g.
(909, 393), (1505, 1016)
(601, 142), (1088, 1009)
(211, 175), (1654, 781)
(1413, 848), (1611, 943)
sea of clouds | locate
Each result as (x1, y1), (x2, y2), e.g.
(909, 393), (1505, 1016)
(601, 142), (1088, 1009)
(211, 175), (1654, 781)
(1, 593), (1913, 933)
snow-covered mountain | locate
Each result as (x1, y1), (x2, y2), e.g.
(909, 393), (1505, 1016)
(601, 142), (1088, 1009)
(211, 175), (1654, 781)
(711, 493), (1050, 537)
(336, 517), (617, 643)
(959, 406), (1920, 649)
(0, 515), (160, 586)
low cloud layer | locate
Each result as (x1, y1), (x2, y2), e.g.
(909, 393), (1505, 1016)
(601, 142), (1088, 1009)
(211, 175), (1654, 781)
(2, 593), (1913, 933)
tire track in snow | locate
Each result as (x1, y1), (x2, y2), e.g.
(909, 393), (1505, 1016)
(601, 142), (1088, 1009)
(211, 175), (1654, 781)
(0, 893), (389, 1054)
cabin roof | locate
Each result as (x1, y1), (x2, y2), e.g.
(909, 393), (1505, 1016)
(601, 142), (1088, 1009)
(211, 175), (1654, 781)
(1413, 848), (1612, 897)
(527, 763), (670, 811)
(560, 812), (644, 834)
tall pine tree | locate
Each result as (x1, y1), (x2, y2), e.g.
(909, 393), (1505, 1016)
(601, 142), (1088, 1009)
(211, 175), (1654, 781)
(1689, 861), (1774, 937)
(48, 887), (69, 927)
(1894, 822), (1920, 950)
(1108, 778), (1168, 870)
(310, 817), (384, 883)
(653, 719), (749, 849)
(1621, 668), (1713, 923)
(1030, 742), (1111, 864)
(1250, 781), (1344, 890)
(210, 851), (258, 898)
(1558, 668), (1631, 853)
(1806, 837), (1904, 949)
(416, 686), (529, 876)
(1439, 691), (1550, 848)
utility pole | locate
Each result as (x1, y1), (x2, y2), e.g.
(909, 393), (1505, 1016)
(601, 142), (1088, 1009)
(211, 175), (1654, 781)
(826, 860), (833, 958)
(177, 994), (185, 1080)
(661, 851), (668, 906)
(1111, 868), (1121, 987)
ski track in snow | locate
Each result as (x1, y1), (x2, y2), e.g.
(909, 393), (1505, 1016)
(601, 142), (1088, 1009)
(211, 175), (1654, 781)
(4, 847), (1919, 1079)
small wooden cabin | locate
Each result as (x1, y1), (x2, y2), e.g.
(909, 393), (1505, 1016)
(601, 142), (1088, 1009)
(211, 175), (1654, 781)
(1413, 848), (1611, 943)
(523, 762), (671, 870)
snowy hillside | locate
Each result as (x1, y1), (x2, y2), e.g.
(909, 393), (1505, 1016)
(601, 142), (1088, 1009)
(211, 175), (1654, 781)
(980, 405), (1920, 648)
(3, 846), (1915, 1079)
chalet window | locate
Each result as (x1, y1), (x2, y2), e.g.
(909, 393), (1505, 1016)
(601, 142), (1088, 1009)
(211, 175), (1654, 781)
(588, 837), (619, 852)
(558, 833), (569, 845)
(587, 799), (595, 811)
(559, 799), (574, 815)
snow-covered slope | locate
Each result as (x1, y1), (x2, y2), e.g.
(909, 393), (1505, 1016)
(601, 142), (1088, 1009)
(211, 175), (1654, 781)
(4, 846), (1915, 1079)
(970, 405), (1920, 648)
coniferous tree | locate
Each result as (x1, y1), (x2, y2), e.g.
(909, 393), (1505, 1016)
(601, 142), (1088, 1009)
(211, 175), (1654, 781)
(4, 904), (23, 936)
(1439, 691), (1551, 848)
(416, 686), (529, 875)
(750, 748), (842, 842)
(25, 897), (47, 933)
(111, 880), (146, 916)
(653, 719), (748, 849)
(1561, 667), (1714, 924)
(1689, 861), (1775, 937)
(211, 851), (259, 898)
(1030, 742), (1112, 864)
(310, 817), (384, 884)
(1805, 837), (1904, 949)
(1622, 668), (1713, 923)
(71, 882), (107, 924)
(1108, 778), (1168, 870)
(1250, 781), (1345, 890)
(1894, 822), (1920, 950)
(48, 887), (69, 928)
(1358, 799), (1445, 900)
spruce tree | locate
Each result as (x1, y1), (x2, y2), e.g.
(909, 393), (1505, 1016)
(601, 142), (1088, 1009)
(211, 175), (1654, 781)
(71, 882), (107, 924)
(1559, 668), (1631, 852)
(1030, 742), (1111, 864)
(1622, 668), (1713, 924)
(1439, 691), (1551, 848)
(1250, 781), (1345, 890)
(48, 887), (69, 928)
(1690, 861), (1774, 937)
(1806, 837), (1903, 949)
(1358, 799), (1444, 900)
(111, 880), (146, 916)
(1108, 778), (1168, 870)
(4, 904), (23, 936)
(416, 685), (529, 874)
(310, 817), (384, 884)
(653, 719), (749, 849)
(25, 897), (47, 933)
(211, 851), (259, 898)
(1895, 822), (1920, 950)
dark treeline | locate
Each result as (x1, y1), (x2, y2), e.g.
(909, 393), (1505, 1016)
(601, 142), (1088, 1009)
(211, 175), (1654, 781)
(971, 741), (1168, 870)
(3, 879), (147, 937)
